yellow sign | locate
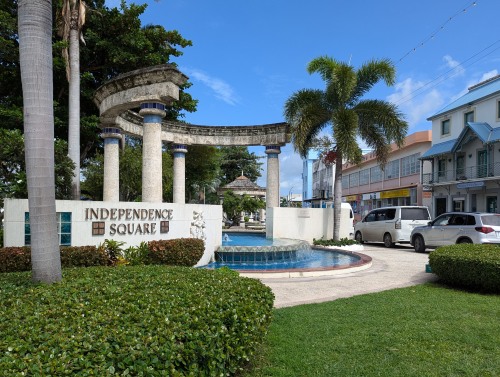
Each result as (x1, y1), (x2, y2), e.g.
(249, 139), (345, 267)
(345, 195), (358, 201)
(380, 189), (410, 199)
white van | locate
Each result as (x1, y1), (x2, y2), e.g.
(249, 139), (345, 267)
(340, 202), (355, 239)
(354, 206), (430, 247)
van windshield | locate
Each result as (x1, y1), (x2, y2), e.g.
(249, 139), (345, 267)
(401, 208), (430, 220)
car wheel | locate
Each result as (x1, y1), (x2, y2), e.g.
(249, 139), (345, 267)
(458, 238), (472, 244)
(383, 233), (395, 248)
(414, 235), (426, 253)
(355, 231), (364, 244)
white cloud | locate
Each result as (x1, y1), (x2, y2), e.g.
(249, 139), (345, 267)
(387, 77), (444, 129)
(467, 69), (499, 88)
(443, 55), (465, 77)
(182, 67), (239, 105)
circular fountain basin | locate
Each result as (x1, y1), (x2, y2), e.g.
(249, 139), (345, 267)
(206, 232), (372, 278)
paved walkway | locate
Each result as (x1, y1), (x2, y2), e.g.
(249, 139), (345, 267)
(255, 244), (438, 308)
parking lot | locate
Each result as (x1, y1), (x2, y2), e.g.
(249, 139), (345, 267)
(258, 242), (438, 308)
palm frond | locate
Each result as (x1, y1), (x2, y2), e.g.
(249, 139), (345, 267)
(355, 99), (408, 166)
(284, 89), (330, 157)
(350, 58), (395, 104)
(307, 56), (339, 83)
(332, 108), (362, 165)
(326, 63), (357, 107)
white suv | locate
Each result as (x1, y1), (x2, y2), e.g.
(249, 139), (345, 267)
(354, 206), (431, 247)
(410, 212), (500, 252)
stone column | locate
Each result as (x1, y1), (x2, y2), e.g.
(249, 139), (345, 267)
(172, 144), (187, 204)
(101, 127), (122, 202)
(139, 102), (166, 203)
(266, 145), (281, 208)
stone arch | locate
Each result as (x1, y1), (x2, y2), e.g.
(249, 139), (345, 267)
(94, 64), (291, 206)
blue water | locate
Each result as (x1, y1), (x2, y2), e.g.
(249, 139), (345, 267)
(222, 232), (276, 246)
(206, 232), (360, 271)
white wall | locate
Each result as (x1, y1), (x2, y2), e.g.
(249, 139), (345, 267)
(3, 199), (222, 266)
(266, 205), (354, 242)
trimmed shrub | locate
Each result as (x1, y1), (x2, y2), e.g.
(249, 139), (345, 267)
(60, 246), (109, 267)
(313, 237), (359, 247)
(0, 246), (111, 273)
(0, 265), (274, 375)
(0, 247), (31, 273)
(429, 244), (500, 293)
(148, 238), (204, 266)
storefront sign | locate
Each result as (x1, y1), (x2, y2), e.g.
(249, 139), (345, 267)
(456, 181), (485, 189)
(380, 188), (410, 199)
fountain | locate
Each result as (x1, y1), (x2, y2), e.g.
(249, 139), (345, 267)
(206, 232), (372, 278)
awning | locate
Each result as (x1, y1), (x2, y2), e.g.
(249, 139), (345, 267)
(419, 139), (456, 160)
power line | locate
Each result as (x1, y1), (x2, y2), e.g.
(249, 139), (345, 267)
(393, 39), (500, 107)
(396, 1), (478, 65)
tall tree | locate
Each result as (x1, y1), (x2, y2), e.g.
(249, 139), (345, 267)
(184, 145), (221, 203)
(1, 0), (196, 165)
(59, 0), (87, 199)
(0, 128), (75, 210)
(284, 56), (408, 240)
(18, 0), (62, 283)
(218, 146), (263, 186)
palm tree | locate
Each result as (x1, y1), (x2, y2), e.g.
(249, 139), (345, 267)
(284, 56), (408, 241)
(60, 0), (87, 200)
(18, 0), (62, 283)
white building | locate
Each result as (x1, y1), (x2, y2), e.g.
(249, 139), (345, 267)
(421, 75), (500, 217)
(341, 131), (432, 222)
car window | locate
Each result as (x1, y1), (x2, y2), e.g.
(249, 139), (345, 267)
(365, 212), (376, 222)
(465, 215), (476, 225)
(451, 215), (465, 226)
(401, 208), (430, 220)
(376, 211), (386, 221)
(480, 214), (500, 226)
(433, 214), (452, 226)
(385, 209), (396, 220)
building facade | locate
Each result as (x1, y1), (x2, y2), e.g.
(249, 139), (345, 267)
(421, 75), (500, 217)
(341, 131), (432, 222)
(301, 150), (319, 207)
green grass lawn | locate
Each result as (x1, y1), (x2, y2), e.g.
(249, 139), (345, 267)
(243, 283), (500, 377)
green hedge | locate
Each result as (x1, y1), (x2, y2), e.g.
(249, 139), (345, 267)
(0, 246), (109, 273)
(429, 244), (500, 293)
(148, 238), (204, 266)
(60, 246), (109, 268)
(0, 265), (274, 375)
(0, 238), (206, 273)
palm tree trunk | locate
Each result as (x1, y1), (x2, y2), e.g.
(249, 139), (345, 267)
(333, 154), (343, 241)
(18, 0), (62, 283)
(68, 7), (81, 199)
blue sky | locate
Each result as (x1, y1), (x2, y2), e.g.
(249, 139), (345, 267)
(107, 0), (499, 196)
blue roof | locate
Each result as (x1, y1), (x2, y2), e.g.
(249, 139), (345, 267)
(428, 76), (500, 119)
(468, 122), (492, 143)
(420, 139), (456, 159)
(454, 122), (500, 150)
(422, 123), (500, 158)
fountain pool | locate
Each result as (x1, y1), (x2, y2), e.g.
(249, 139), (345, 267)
(204, 232), (372, 278)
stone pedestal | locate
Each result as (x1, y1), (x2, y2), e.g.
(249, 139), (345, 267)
(266, 145), (281, 208)
(172, 144), (188, 204)
(101, 127), (122, 202)
(140, 103), (166, 203)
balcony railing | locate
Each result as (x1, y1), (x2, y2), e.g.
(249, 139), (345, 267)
(422, 162), (500, 184)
